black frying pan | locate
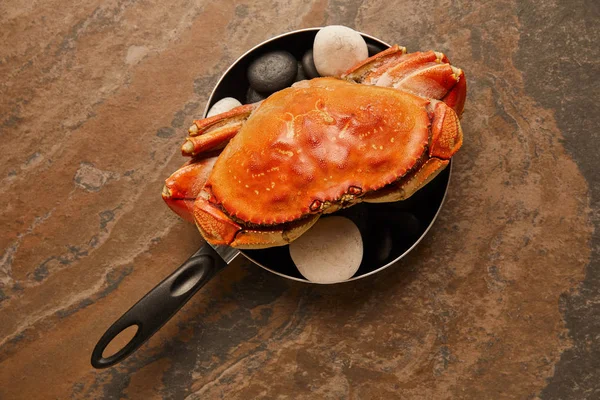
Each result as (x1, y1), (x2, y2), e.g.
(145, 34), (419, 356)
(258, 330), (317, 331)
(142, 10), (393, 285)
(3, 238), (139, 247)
(91, 28), (451, 368)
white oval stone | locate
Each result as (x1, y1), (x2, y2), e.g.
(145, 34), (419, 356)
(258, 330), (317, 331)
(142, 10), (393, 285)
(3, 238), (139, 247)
(206, 97), (242, 118)
(313, 25), (369, 77)
(289, 216), (363, 284)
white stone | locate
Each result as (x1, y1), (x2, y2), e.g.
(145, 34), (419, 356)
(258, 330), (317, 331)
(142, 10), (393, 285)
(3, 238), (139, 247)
(313, 25), (369, 77)
(206, 97), (242, 118)
(289, 216), (363, 284)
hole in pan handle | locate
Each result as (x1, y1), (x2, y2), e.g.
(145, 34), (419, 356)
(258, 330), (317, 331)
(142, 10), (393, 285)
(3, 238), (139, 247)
(90, 243), (227, 368)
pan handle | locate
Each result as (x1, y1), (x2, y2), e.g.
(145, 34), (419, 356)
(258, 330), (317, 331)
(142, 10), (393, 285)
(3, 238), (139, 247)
(91, 243), (227, 368)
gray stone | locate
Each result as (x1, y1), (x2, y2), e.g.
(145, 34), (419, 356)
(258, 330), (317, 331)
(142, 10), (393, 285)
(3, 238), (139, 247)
(246, 87), (267, 103)
(247, 51), (297, 92)
(301, 49), (320, 79)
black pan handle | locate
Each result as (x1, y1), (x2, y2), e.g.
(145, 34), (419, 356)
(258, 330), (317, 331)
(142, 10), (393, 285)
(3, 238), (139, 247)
(91, 243), (227, 368)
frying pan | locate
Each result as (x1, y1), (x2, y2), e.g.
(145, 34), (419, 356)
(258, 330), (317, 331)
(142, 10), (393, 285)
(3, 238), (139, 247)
(91, 28), (452, 368)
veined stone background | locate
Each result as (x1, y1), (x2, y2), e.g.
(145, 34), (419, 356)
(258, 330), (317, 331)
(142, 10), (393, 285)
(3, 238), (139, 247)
(1, 0), (598, 398)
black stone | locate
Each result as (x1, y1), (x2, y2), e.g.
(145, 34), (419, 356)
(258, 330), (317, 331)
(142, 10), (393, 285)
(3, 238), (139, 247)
(370, 227), (393, 264)
(392, 212), (421, 239)
(367, 43), (385, 57)
(301, 49), (320, 79)
(246, 87), (268, 104)
(295, 62), (307, 82)
(247, 51), (298, 92)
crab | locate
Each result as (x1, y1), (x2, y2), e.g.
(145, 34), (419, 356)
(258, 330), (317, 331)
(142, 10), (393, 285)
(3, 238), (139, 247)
(162, 45), (466, 249)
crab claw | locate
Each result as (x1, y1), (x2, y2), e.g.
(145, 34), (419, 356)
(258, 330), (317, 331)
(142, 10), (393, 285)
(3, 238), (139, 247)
(343, 46), (467, 117)
(162, 155), (219, 222)
(442, 67), (466, 117)
(429, 101), (463, 159)
(182, 104), (256, 156)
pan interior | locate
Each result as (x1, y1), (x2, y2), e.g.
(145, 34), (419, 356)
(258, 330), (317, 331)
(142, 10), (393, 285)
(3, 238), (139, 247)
(203, 28), (451, 282)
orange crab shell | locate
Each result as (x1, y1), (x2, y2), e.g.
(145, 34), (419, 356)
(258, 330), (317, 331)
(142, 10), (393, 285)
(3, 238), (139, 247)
(205, 78), (432, 225)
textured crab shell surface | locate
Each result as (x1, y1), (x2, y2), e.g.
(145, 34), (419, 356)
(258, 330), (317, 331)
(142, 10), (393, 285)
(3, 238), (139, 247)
(205, 77), (430, 225)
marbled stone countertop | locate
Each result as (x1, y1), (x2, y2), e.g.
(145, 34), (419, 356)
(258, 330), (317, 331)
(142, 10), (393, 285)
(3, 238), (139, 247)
(1, 0), (598, 398)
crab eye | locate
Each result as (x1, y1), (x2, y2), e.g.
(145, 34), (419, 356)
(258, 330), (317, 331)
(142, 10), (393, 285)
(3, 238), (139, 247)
(348, 186), (362, 195)
(310, 200), (322, 211)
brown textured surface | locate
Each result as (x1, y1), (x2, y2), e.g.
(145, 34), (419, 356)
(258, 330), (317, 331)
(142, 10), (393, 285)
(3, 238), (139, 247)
(0, 0), (598, 399)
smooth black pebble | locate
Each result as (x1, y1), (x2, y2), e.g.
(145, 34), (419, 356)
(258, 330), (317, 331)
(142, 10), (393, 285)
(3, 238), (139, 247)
(247, 51), (297, 92)
(371, 227), (393, 264)
(295, 62), (307, 82)
(246, 87), (268, 103)
(390, 212), (421, 241)
(367, 43), (385, 57)
(301, 49), (320, 79)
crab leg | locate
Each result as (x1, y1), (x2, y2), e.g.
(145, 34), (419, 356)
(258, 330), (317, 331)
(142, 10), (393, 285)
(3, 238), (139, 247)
(181, 103), (257, 157)
(193, 196), (243, 245)
(162, 155), (219, 222)
(441, 68), (466, 116)
(343, 48), (466, 116)
(429, 101), (463, 158)
(391, 63), (460, 100)
(342, 44), (408, 82)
